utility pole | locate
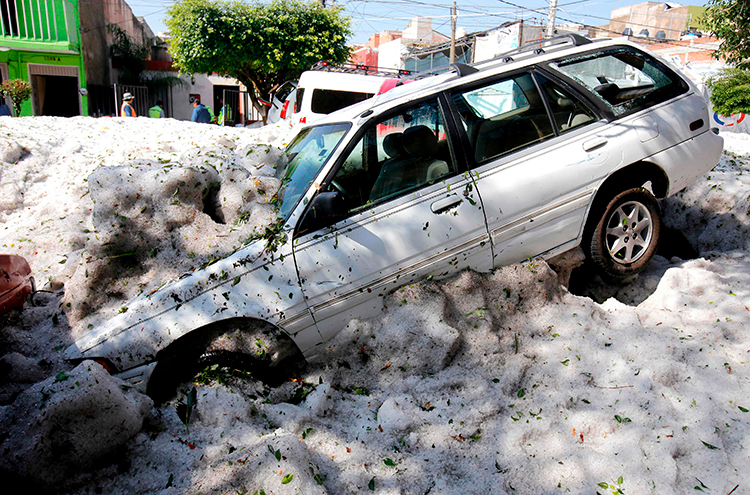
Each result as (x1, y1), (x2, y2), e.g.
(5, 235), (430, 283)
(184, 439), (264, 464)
(450, 2), (457, 63)
(546, 0), (558, 38)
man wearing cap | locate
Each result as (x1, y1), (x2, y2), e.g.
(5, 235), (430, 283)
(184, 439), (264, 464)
(120, 93), (136, 117)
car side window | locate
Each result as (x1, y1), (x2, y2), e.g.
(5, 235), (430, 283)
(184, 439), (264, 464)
(311, 89), (374, 114)
(328, 98), (456, 213)
(549, 46), (688, 116)
(452, 73), (554, 165)
(534, 72), (597, 133)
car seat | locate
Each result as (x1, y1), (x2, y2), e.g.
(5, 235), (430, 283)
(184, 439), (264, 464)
(369, 126), (449, 201)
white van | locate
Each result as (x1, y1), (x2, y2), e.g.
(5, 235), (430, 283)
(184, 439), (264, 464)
(291, 64), (409, 125)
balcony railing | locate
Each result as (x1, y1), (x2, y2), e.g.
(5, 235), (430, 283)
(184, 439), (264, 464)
(0, 0), (78, 49)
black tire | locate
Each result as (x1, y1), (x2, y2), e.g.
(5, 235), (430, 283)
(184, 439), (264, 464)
(146, 320), (304, 404)
(587, 187), (662, 281)
(196, 350), (298, 388)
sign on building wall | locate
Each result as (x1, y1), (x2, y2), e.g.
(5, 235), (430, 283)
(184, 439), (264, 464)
(473, 22), (521, 63)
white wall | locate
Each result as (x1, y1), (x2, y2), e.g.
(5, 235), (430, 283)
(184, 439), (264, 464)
(473, 22), (521, 63)
(378, 39), (405, 70)
(169, 73), (243, 121)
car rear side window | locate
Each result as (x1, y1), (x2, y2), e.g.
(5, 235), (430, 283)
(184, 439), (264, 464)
(549, 46), (688, 116)
(534, 72), (597, 134)
(311, 89), (374, 115)
(295, 88), (305, 113)
(452, 73), (554, 165)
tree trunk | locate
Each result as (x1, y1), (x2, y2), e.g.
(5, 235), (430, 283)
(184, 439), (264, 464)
(239, 75), (270, 125)
(247, 91), (269, 125)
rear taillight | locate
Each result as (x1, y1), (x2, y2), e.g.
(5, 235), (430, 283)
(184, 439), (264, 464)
(280, 100), (290, 119)
(94, 359), (114, 373)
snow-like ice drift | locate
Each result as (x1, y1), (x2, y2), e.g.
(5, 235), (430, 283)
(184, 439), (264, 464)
(1, 117), (749, 494)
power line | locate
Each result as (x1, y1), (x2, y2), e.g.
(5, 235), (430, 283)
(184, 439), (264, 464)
(497, 0), (692, 36)
(496, 0), (719, 54)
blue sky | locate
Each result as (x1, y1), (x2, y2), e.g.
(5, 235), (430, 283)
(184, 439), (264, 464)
(129, 0), (709, 44)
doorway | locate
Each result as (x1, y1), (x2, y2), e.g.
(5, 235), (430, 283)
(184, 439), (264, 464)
(213, 84), (239, 126)
(28, 64), (81, 117)
(32, 75), (80, 116)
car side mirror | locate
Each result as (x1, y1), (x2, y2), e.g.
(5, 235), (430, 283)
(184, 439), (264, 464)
(297, 191), (348, 235)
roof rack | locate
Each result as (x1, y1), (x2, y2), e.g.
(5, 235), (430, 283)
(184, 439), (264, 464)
(404, 34), (594, 83)
(490, 33), (594, 63)
(310, 61), (412, 78)
(409, 62), (479, 81)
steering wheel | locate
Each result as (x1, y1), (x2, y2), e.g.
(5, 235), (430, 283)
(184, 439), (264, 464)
(329, 180), (349, 199)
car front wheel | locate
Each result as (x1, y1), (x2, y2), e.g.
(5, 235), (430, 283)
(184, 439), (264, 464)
(588, 187), (661, 280)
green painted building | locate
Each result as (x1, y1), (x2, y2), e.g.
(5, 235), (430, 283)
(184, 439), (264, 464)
(0, 0), (87, 116)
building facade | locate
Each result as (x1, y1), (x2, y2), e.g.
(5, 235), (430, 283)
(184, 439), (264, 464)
(0, 0), (87, 116)
(601, 2), (707, 40)
(0, 0), (162, 117)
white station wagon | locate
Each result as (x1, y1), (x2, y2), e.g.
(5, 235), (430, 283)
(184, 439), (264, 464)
(66, 35), (723, 400)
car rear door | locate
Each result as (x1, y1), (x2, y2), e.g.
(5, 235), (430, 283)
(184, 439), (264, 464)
(447, 68), (624, 267)
(292, 96), (492, 342)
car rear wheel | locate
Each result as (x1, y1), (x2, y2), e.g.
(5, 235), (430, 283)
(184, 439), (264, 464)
(588, 187), (661, 280)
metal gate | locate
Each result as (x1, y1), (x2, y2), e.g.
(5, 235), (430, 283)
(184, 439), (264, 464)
(150, 85), (174, 119)
(220, 89), (265, 125)
(114, 84), (148, 117)
(221, 89), (240, 126)
(87, 85), (116, 117)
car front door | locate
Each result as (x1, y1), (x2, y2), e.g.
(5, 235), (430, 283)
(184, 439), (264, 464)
(293, 96), (492, 342)
(449, 69), (624, 267)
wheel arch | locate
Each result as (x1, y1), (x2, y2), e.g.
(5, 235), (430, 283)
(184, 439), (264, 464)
(146, 316), (304, 401)
(152, 316), (303, 362)
(583, 160), (668, 242)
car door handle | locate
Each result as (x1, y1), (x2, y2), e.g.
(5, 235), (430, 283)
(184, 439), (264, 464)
(583, 137), (608, 152)
(431, 195), (463, 214)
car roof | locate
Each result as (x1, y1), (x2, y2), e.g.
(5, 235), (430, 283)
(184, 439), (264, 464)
(310, 36), (639, 127)
(297, 69), (392, 89)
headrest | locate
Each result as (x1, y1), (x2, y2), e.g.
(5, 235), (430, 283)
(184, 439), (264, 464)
(402, 125), (438, 158)
(383, 132), (405, 158)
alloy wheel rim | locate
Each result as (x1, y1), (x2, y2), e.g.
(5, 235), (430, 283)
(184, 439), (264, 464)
(604, 200), (653, 264)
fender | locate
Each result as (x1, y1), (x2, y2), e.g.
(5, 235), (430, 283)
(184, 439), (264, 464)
(64, 235), (321, 372)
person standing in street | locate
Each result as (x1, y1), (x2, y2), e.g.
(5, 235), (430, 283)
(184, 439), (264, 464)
(149, 100), (165, 118)
(120, 93), (136, 117)
(191, 98), (211, 124)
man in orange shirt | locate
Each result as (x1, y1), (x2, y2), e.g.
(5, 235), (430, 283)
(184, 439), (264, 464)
(120, 93), (136, 117)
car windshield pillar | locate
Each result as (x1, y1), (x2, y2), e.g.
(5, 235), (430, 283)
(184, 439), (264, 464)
(274, 123), (351, 221)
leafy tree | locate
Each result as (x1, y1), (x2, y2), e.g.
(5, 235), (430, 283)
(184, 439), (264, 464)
(166, 0), (352, 122)
(0, 79), (32, 117)
(109, 24), (151, 85)
(702, 0), (750, 69)
(706, 67), (750, 115)
(702, 1), (750, 114)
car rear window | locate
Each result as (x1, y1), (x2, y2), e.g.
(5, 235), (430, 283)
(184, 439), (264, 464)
(549, 46), (688, 116)
(311, 89), (374, 115)
(275, 82), (296, 102)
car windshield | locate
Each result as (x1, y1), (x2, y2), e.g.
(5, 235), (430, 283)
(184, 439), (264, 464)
(274, 123), (351, 220)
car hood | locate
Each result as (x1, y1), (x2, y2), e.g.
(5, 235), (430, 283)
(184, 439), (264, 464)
(64, 235), (311, 371)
